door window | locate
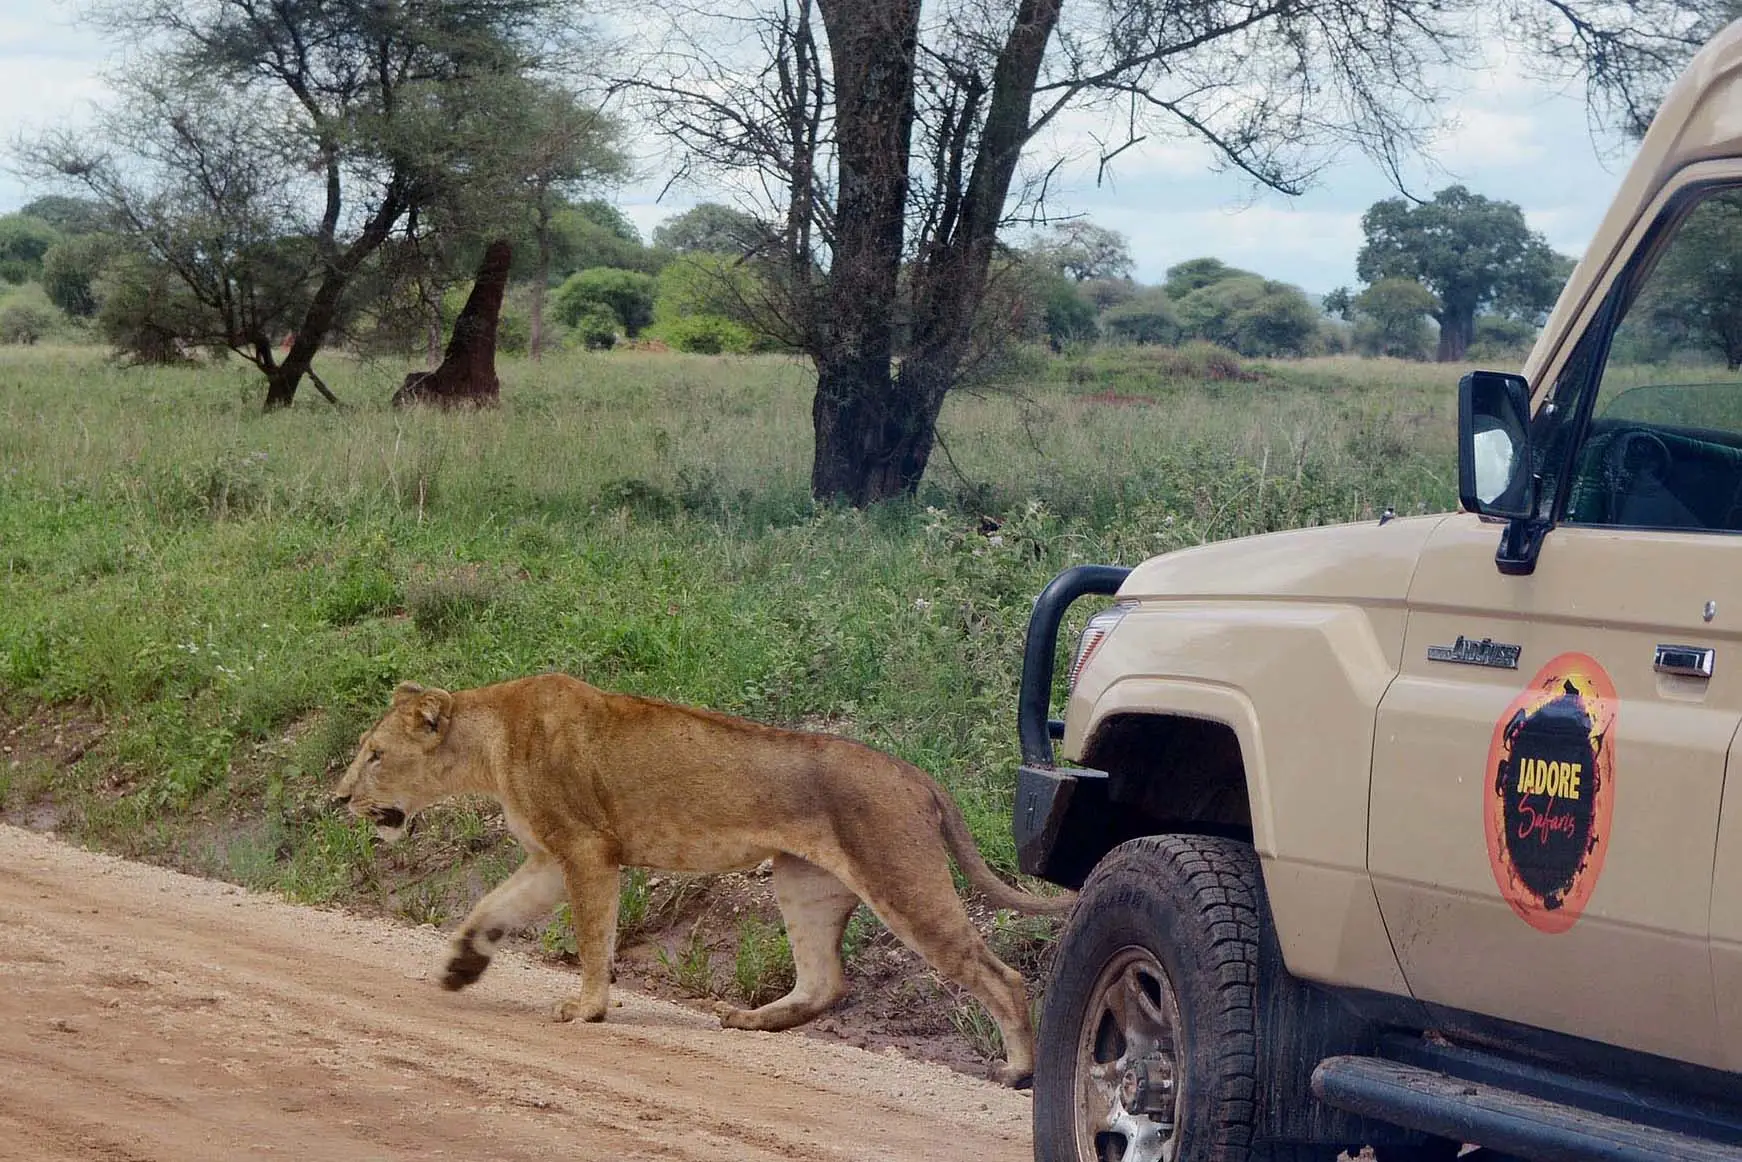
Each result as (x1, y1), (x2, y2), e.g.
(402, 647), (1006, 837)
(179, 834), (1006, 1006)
(1561, 187), (1742, 531)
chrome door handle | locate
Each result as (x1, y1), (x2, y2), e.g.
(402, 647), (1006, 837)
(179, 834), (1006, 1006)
(1655, 644), (1715, 678)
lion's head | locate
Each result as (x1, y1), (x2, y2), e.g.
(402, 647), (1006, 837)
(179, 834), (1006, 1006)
(333, 681), (455, 843)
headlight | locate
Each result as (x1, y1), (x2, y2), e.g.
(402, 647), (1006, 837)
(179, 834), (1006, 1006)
(1068, 601), (1134, 692)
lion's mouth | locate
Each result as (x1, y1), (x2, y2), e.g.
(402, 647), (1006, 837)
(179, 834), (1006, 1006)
(370, 807), (407, 829)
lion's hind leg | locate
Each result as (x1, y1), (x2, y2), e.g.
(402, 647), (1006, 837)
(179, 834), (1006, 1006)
(844, 847), (1037, 1088)
(442, 852), (566, 990)
(718, 854), (858, 1032)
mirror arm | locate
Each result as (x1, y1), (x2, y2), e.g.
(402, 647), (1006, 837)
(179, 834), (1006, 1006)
(1494, 475), (1550, 576)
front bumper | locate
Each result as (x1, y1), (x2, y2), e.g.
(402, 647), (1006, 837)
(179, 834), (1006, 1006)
(1012, 564), (1129, 879)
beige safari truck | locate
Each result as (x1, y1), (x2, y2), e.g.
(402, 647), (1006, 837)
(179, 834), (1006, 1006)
(1013, 21), (1742, 1162)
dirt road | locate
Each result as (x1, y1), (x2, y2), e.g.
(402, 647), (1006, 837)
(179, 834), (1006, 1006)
(0, 825), (1034, 1161)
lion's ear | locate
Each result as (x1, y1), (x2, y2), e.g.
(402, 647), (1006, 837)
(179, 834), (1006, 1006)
(405, 686), (454, 735)
(392, 681), (426, 706)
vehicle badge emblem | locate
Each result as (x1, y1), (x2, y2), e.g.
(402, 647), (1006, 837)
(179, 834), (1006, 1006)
(1427, 635), (1521, 670)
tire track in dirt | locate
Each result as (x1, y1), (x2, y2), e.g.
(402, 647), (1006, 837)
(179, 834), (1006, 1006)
(0, 825), (1033, 1161)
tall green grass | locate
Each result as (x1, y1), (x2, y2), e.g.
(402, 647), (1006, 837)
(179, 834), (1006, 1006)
(0, 342), (1463, 908)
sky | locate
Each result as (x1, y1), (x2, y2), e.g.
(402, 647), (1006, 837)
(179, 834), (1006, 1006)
(0, 1), (1646, 297)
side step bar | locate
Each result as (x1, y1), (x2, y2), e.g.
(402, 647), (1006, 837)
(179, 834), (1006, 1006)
(1311, 1055), (1742, 1162)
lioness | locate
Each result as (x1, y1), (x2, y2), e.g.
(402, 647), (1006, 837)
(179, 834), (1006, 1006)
(334, 673), (1072, 1087)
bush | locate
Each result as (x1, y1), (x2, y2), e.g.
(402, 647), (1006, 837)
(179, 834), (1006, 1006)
(650, 254), (785, 352)
(1468, 314), (1540, 363)
(0, 214), (62, 283)
(1103, 287), (1182, 345)
(652, 313), (756, 354)
(569, 303), (618, 350)
(1352, 277), (1437, 360)
(1175, 275), (1319, 357)
(41, 234), (120, 318)
(554, 267), (656, 336)
(0, 302), (57, 345)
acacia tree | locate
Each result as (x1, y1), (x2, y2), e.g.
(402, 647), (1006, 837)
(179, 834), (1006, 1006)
(632, 0), (1713, 504)
(21, 0), (595, 409)
(1357, 186), (1570, 362)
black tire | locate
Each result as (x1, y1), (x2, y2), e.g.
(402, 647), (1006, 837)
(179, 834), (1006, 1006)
(1034, 834), (1263, 1162)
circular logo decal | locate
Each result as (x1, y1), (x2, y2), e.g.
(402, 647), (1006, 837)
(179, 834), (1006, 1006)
(1483, 652), (1618, 933)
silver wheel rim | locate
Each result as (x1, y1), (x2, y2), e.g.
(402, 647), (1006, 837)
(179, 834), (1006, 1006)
(1073, 946), (1182, 1162)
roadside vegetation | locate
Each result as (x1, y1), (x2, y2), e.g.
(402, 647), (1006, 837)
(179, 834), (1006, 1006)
(0, 341), (1462, 1043)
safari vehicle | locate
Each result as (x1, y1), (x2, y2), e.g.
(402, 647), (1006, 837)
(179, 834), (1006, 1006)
(1012, 21), (1742, 1162)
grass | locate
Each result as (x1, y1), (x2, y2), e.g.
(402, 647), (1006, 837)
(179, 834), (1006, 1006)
(0, 340), (1467, 924)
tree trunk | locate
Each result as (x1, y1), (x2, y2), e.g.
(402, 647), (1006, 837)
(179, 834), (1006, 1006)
(809, 0), (921, 504)
(1436, 303), (1476, 362)
(806, 0), (1060, 504)
(530, 205), (551, 362)
(393, 239), (512, 409)
(810, 356), (945, 504)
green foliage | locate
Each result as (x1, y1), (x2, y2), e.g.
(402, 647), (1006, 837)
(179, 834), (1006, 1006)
(658, 923), (717, 998)
(19, 195), (109, 236)
(1352, 278), (1438, 360)
(732, 915), (796, 1006)
(1029, 220), (1135, 283)
(0, 214), (62, 283)
(0, 301), (58, 346)
(653, 313), (757, 354)
(1468, 315), (1540, 363)
(1630, 188), (1742, 368)
(550, 204), (659, 277)
(1036, 270), (1098, 344)
(651, 203), (766, 255)
(1164, 257), (1246, 299)
(1357, 185), (1569, 357)
(554, 267), (656, 336)
(0, 346), (1463, 957)
(1103, 287), (1182, 345)
(41, 234), (121, 318)
(569, 302), (619, 349)
(1175, 275), (1319, 357)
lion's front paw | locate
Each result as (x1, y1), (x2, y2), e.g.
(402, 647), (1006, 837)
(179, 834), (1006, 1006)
(715, 1003), (756, 1029)
(552, 996), (607, 1024)
(990, 1061), (1033, 1090)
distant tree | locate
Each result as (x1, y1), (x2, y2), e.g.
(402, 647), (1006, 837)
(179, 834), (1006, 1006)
(40, 234), (122, 318)
(652, 203), (769, 256)
(1164, 258), (1247, 300)
(1633, 188), (1742, 368)
(1352, 277), (1438, 359)
(1081, 277), (1137, 312)
(636, 0), (1714, 505)
(1029, 268), (1098, 344)
(1032, 221), (1135, 282)
(1103, 287), (1182, 345)
(0, 215), (62, 283)
(19, 196), (108, 237)
(1357, 185), (1568, 362)
(1321, 286), (1354, 321)
(20, 0), (596, 408)
(554, 267), (657, 336)
(1176, 275), (1319, 357)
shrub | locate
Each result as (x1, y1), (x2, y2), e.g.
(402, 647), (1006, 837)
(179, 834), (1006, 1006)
(0, 302), (56, 346)
(1352, 277), (1437, 360)
(41, 234), (120, 318)
(1175, 275), (1319, 357)
(554, 267), (656, 336)
(1103, 287), (1182, 345)
(569, 303), (618, 350)
(652, 313), (756, 355)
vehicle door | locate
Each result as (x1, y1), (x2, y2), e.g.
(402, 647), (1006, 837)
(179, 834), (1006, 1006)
(1368, 178), (1742, 1071)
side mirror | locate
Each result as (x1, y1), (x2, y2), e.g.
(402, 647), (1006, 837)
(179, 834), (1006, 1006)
(1458, 370), (1536, 520)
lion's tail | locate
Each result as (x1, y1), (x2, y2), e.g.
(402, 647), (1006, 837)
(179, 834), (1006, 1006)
(931, 784), (1076, 915)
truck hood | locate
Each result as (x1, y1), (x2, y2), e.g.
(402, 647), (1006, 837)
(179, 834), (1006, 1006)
(1118, 513), (1452, 605)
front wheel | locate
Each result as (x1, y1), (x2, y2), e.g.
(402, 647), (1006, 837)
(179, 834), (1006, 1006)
(1034, 835), (1264, 1162)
